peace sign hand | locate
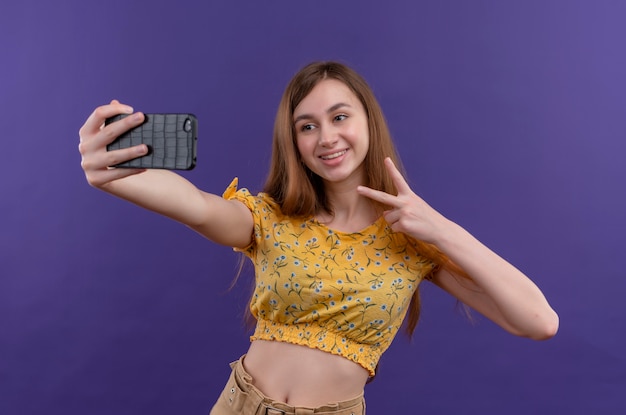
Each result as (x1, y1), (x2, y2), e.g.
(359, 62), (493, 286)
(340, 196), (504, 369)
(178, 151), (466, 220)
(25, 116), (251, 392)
(357, 158), (450, 244)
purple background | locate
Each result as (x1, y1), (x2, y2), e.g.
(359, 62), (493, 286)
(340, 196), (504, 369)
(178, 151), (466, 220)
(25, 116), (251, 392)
(1, 1), (625, 414)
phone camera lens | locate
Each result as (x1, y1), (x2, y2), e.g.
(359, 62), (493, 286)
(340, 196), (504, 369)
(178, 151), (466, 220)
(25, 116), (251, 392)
(184, 118), (192, 132)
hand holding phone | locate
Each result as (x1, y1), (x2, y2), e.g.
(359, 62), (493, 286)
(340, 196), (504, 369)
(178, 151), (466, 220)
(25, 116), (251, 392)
(106, 113), (197, 170)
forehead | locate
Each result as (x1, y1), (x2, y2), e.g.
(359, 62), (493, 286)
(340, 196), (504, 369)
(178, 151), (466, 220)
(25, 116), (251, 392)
(293, 79), (362, 117)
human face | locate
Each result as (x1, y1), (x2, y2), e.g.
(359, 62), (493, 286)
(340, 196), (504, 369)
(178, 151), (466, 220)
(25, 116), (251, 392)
(293, 79), (370, 186)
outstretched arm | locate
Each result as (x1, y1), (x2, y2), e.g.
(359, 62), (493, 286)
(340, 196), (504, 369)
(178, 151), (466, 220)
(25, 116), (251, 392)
(78, 100), (253, 248)
(357, 158), (558, 340)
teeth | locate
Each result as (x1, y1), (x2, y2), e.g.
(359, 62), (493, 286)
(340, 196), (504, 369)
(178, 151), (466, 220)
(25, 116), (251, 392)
(321, 150), (347, 160)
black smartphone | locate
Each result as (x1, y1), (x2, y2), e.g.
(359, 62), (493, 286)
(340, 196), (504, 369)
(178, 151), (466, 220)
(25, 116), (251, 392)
(105, 113), (197, 170)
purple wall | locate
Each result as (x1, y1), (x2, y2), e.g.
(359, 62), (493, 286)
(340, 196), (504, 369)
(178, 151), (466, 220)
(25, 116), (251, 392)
(2, 1), (625, 414)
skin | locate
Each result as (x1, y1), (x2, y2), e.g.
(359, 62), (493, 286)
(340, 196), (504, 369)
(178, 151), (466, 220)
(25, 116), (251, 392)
(358, 159), (559, 340)
(294, 79), (369, 189)
(79, 79), (558, 406)
(293, 79), (377, 231)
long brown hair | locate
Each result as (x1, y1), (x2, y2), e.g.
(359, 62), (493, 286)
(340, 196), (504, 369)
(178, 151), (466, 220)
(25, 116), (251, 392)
(262, 61), (467, 336)
(264, 61), (400, 217)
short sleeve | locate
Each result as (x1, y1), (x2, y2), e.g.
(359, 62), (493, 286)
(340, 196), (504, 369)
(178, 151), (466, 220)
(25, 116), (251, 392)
(422, 262), (440, 281)
(404, 236), (441, 281)
(221, 178), (259, 255)
(222, 178), (255, 211)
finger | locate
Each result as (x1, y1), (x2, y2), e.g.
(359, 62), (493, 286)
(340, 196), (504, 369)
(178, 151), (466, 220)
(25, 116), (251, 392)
(103, 145), (148, 168)
(79, 101), (134, 139)
(79, 112), (145, 156)
(384, 157), (412, 194)
(97, 111), (145, 147)
(383, 209), (401, 224)
(80, 143), (148, 172)
(357, 185), (401, 207)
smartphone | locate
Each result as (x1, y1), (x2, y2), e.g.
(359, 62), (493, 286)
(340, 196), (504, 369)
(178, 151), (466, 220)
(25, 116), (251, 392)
(105, 113), (197, 170)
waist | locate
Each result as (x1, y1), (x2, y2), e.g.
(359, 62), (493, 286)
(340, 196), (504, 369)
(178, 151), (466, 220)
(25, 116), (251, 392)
(251, 319), (383, 376)
(244, 340), (368, 407)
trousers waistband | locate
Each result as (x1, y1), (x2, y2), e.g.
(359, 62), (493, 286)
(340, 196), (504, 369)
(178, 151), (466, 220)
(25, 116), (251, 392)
(228, 355), (365, 415)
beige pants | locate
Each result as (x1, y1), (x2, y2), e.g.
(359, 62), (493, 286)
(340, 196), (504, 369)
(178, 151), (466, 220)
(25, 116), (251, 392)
(209, 356), (366, 415)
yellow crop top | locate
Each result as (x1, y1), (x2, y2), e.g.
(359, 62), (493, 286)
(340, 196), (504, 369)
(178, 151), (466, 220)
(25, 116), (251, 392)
(223, 178), (437, 376)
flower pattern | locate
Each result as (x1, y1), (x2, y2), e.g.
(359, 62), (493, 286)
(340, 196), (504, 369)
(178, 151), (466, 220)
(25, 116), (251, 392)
(223, 178), (436, 376)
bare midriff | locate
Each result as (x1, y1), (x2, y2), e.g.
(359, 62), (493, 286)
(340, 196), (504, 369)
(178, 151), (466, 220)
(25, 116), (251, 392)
(243, 340), (369, 407)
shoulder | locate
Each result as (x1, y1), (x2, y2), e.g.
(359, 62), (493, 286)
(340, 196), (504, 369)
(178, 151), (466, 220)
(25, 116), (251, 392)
(222, 178), (282, 217)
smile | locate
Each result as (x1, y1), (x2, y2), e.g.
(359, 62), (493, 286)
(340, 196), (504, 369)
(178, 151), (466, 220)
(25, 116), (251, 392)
(320, 150), (347, 160)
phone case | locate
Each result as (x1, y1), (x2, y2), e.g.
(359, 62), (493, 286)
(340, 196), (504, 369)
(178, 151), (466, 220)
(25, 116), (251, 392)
(106, 113), (197, 170)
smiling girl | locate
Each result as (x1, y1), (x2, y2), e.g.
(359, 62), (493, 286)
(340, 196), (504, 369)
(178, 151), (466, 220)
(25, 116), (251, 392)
(79, 61), (558, 415)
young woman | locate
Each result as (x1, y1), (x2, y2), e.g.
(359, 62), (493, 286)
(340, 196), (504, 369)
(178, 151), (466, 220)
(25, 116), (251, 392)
(79, 61), (558, 414)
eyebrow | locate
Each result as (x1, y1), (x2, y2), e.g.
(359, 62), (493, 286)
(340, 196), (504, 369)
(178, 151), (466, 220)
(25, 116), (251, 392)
(293, 102), (352, 124)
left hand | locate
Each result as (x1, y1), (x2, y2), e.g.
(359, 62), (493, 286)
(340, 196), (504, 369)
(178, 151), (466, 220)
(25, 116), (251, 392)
(357, 157), (449, 243)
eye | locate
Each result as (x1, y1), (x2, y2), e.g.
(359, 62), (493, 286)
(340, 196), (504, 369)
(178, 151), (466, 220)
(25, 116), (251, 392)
(300, 123), (316, 132)
(334, 114), (348, 122)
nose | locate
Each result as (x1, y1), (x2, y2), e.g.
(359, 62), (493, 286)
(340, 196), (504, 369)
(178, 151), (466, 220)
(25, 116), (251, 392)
(318, 125), (339, 147)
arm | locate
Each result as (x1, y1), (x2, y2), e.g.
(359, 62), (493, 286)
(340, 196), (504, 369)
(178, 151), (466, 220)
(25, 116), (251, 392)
(357, 158), (559, 340)
(428, 224), (558, 340)
(78, 100), (253, 248)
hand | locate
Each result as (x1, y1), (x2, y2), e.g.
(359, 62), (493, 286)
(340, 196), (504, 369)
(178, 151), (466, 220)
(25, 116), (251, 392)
(78, 100), (148, 188)
(357, 157), (450, 243)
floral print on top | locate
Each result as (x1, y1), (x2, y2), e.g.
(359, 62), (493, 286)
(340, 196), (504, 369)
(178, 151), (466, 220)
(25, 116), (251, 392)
(223, 178), (437, 376)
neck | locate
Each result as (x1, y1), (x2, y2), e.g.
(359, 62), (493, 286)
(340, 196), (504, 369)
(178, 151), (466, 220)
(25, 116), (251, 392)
(317, 177), (379, 233)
